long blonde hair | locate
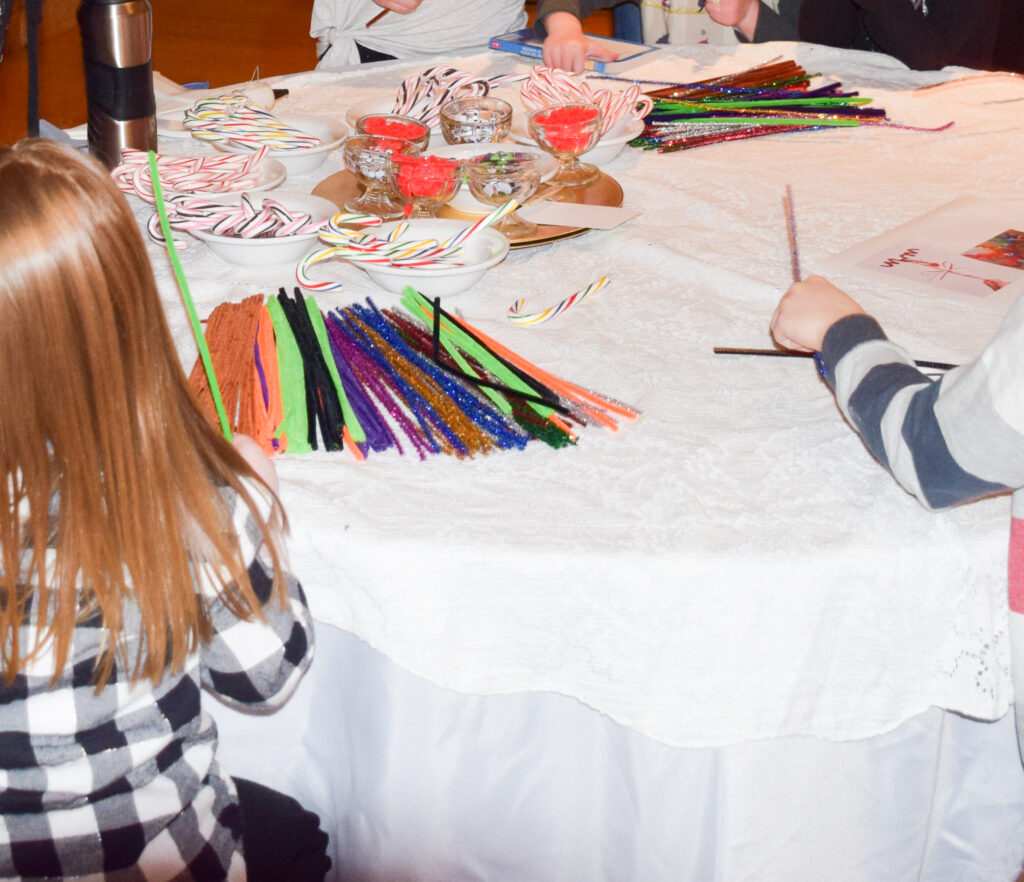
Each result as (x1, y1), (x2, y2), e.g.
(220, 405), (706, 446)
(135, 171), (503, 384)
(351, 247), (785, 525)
(0, 139), (286, 687)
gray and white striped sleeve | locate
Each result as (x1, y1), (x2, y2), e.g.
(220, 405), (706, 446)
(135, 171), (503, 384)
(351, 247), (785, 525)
(819, 297), (1024, 510)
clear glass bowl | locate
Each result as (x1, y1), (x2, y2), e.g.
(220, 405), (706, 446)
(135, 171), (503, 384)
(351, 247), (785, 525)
(439, 97), (513, 145)
(386, 154), (464, 218)
(342, 135), (420, 220)
(527, 103), (603, 187)
(355, 114), (431, 151)
(464, 152), (542, 239)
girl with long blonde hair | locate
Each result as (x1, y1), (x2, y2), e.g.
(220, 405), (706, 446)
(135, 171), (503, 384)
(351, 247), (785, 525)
(0, 139), (328, 880)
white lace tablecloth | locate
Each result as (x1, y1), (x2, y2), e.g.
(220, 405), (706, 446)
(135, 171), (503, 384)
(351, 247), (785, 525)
(150, 42), (1024, 749)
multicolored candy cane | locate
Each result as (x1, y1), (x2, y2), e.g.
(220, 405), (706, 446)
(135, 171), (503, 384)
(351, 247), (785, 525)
(439, 199), (518, 249)
(507, 276), (610, 325)
(184, 93), (322, 151)
(297, 215), (473, 291)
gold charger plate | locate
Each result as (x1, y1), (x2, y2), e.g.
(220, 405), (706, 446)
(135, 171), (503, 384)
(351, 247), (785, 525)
(312, 170), (624, 249)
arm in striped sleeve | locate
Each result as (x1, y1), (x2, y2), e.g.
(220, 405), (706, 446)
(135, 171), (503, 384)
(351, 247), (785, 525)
(819, 298), (1024, 510)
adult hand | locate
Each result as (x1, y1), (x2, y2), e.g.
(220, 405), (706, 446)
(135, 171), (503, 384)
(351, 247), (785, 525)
(541, 12), (618, 73)
(233, 434), (280, 493)
(703, 0), (761, 40)
(770, 275), (866, 353)
(372, 0), (423, 14)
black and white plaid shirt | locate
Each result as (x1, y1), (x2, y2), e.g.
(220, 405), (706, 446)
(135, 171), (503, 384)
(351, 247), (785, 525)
(0, 483), (314, 880)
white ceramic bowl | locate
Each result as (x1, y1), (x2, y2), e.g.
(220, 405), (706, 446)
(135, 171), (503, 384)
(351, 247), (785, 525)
(210, 114), (349, 175)
(430, 143), (559, 215)
(189, 192), (337, 265)
(509, 115), (644, 166)
(355, 218), (510, 297)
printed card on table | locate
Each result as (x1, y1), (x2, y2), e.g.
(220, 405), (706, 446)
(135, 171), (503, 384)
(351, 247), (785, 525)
(821, 197), (1024, 315)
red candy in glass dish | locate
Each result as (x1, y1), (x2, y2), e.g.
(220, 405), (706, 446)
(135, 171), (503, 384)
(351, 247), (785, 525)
(356, 114), (431, 151)
(387, 154), (463, 218)
(527, 102), (603, 187)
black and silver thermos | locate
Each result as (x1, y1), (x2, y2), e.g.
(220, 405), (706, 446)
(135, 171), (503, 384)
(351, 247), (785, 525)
(78, 0), (157, 168)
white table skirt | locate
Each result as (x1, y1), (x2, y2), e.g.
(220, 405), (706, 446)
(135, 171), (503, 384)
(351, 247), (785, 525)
(206, 621), (1024, 882)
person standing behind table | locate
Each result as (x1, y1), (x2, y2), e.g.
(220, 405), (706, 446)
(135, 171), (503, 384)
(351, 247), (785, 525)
(770, 275), (1024, 760)
(535, 0), (798, 74)
(312, 0), (528, 67)
(0, 139), (330, 881)
(796, 0), (1003, 71)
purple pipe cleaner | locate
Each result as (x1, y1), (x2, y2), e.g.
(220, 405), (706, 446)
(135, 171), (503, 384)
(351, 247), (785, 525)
(325, 319), (395, 454)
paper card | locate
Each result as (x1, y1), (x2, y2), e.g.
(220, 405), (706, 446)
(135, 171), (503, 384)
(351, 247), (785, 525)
(518, 200), (640, 230)
(821, 197), (1024, 315)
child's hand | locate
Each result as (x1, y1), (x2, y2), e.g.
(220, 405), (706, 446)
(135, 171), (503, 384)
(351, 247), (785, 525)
(541, 12), (618, 73)
(233, 434), (279, 493)
(703, 0), (762, 40)
(770, 275), (866, 353)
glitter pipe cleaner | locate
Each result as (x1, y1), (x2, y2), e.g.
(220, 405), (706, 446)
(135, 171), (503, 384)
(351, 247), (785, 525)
(148, 151), (232, 440)
(326, 312), (434, 459)
(331, 305), (468, 456)
(351, 304), (528, 453)
(631, 122), (810, 152)
(784, 184), (801, 284)
(354, 302), (530, 450)
(507, 276), (610, 326)
(323, 318), (401, 454)
(401, 290), (569, 423)
(381, 306), (514, 417)
(459, 323), (636, 430)
(781, 185), (826, 379)
(394, 304), (588, 444)
(410, 289), (639, 428)
(382, 308), (578, 448)
(402, 290), (575, 424)
(330, 304), (454, 455)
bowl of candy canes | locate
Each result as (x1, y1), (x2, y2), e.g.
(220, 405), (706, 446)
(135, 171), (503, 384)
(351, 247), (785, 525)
(184, 93), (349, 175)
(300, 213), (510, 297)
(112, 147), (287, 203)
(510, 67), (651, 165)
(345, 66), (527, 137)
(150, 191), (337, 265)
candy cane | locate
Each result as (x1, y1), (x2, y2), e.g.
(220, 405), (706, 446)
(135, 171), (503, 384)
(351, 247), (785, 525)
(391, 67), (527, 127)
(147, 192), (327, 244)
(296, 218), (469, 291)
(183, 93), (322, 151)
(520, 68), (653, 136)
(440, 199), (518, 250)
(507, 276), (609, 325)
(112, 147), (270, 203)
